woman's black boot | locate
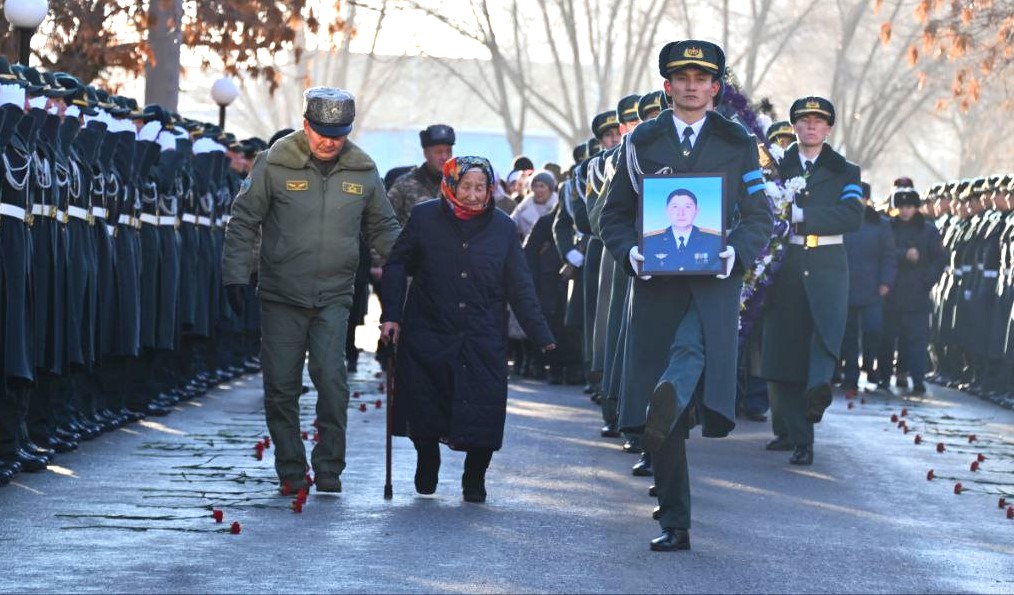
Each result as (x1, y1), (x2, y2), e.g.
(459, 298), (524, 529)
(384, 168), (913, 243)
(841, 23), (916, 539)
(462, 449), (492, 503)
(413, 439), (441, 495)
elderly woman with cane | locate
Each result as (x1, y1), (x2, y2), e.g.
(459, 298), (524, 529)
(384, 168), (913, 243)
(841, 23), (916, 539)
(380, 156), (555, 503)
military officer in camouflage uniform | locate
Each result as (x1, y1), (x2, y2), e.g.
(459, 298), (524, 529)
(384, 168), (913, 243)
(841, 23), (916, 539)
(223, 88), (401, 494)
(387, 124), (455, 225)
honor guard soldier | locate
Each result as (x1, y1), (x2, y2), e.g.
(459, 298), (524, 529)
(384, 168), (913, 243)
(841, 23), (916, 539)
(760, 96), (864, 466)
(387, 124), (455, 225)
(766, 120), (795, 150)
(600, 40), (773, 551)
(224, 88), (401, 494)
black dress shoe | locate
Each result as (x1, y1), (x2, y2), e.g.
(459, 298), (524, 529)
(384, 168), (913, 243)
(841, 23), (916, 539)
(632, 452), (653, 477)
(583, 384), (595, 394)
(765, 435), (793, 451)
(804, 383), (833, 423)
(56, 427), (81, 442)
(652, 505), (662, 520)
(14, 450), (47, 472)
(909, 384), (927, 396)
(789, 445), (814, 466)
(744, 410), (767, 422)
(648, 484), (657, 498)
(622, 439), (643, 454)
(650, 528), (690, 552)
(23, 440), (55, 462)
(462, 477), (486, 503)
(600, 423), (620, 438)
(48, 436), (77, 453)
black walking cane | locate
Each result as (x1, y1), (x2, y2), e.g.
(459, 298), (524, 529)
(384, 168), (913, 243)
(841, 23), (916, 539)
(384, 340), (396, 500)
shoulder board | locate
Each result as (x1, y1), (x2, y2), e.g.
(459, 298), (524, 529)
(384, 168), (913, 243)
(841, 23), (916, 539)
(706, 111), (754, 144)
(698, 227), (721, 236)
(644, 228), (667, 237)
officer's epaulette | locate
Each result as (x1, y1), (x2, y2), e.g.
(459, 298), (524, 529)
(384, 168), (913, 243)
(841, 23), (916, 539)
(699, 227), (721, 236)
(644, 228), (667, 237)
(704, 110), (755, 145)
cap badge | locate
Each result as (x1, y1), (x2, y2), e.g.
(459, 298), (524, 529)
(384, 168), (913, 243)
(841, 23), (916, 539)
(805, 100), (821, 110)
(683, 46), (704, 59)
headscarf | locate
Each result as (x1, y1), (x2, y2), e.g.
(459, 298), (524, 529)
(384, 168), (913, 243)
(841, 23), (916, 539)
(441, 156), (494, 220)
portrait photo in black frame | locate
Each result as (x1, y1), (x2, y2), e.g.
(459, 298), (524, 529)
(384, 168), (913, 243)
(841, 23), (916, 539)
(637, 173), (727, 276)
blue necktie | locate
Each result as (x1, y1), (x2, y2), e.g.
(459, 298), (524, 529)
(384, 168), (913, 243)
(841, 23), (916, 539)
(680, 128), (693, 156)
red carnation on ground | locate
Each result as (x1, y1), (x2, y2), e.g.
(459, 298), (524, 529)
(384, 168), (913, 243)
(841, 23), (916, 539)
(313, 431), (320, 442)
(914, 434), (922, 445)
(936, 442), (946, 453)
(263, 436), (271, 448)
(212, 509), (224, 523)
(375, 399), (383, 409)
(847, 401), (854, 410)
(306, 473), (314, 487)
(977, 453), (986, 463)
(301, 431), (309, 440)
(968, 434), (977, 443)
(1007, 506), (1014, 520)
(374, 371), (382, 379)
(999, 497), (1007, 509)
(230, 521), (241, 534)
(255, 450), (263, 461)
(359, 403), (368, 412)
(312, 418), (319, 428)
(897, 420), (906, 429)
(891, 414), (899, 423)
(970, 461), (980, 472)
(280, 481), (293, 496)
(291, 500), (303, 513)
(900, 407), (908, 417)
(903, 425), (910, 434)
(926, 469), (935, 481)
(953, 482), (964, 495)
(296, 488), (308, 504)
(353, 391), (360, 399)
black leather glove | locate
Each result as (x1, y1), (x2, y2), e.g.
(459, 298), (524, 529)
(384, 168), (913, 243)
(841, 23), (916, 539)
(225, 284), (247, 316)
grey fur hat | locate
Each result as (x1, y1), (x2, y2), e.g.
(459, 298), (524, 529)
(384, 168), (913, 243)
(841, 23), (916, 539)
(303, 87), (355, 137)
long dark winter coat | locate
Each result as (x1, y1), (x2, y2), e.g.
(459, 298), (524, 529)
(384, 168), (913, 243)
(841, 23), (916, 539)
(381, 198), (554, 450)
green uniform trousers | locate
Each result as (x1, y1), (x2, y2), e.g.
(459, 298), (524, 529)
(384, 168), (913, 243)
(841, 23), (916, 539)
(260, 298), (350, 483)
(767, 380), (812, 446)
(653, 299), (704, 531)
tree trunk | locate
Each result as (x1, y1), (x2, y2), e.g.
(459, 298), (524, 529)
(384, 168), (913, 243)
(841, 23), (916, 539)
(144, 0), (183, 111)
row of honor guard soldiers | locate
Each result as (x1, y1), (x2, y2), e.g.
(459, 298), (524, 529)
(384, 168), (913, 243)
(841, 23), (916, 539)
(926, 174), (1014, 403)
(0, 59), (264, 486)
(552, 90), (668, 476)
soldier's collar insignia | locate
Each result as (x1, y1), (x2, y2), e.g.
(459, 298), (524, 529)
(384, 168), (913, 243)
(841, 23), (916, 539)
(286, 180), (309, 191)
(684, 46), (704, 59)
(342, 181), (364, 195)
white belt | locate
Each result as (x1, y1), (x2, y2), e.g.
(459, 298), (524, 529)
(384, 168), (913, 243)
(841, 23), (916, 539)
(962, 265), (972, 272)
(955, 270), (964, 277)
(91, 206), (108, 220)
(789, 234), (844, 247)
(31, 204), (66, 221)
(159, 216), (177, 226)
(984, 270), (999, 279)
(181, 213), (198, 224)
(0, 203), (29, 222)
(140, 214), (176, 226)
(67, 205), (90, 221)
(118, 214), (133, 226)
(31, 204), (46, 216)
(198, 216), (212, 227)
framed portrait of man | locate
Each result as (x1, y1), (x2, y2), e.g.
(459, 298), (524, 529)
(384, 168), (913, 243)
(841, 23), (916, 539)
(637, 173), (727, 276)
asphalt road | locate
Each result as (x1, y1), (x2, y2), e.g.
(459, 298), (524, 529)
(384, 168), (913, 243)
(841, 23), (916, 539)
(1, 342), (1012, 593)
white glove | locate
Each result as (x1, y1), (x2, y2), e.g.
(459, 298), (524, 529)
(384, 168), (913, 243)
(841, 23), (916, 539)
(791, 203), (805, 223)
(137, 120), (162, 142)
(156, 131), (177, 152)
(565, 249), (584, 268)
(629, 246), (651, 280)
(717, 245), (736, 279)
(27, 96), (48, 111)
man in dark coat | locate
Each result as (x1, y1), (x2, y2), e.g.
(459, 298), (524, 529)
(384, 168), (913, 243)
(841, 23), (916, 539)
(879, 186), (947, 395)
(760, 96), (864, 466)
(840, 181), (896, 393)
(599, 40), (773, 552)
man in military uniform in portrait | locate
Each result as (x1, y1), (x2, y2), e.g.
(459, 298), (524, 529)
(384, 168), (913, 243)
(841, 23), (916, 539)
(600, 40), (773, 551)
(760, 96), (864, 466)
(641, 188), (723, 274)
(387, 124), (455, 225)
(223, 88), (401, 494)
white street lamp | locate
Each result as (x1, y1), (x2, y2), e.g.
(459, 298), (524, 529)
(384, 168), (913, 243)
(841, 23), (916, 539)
(211, 77), (239, 128)
(4, 0), (49, 65)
